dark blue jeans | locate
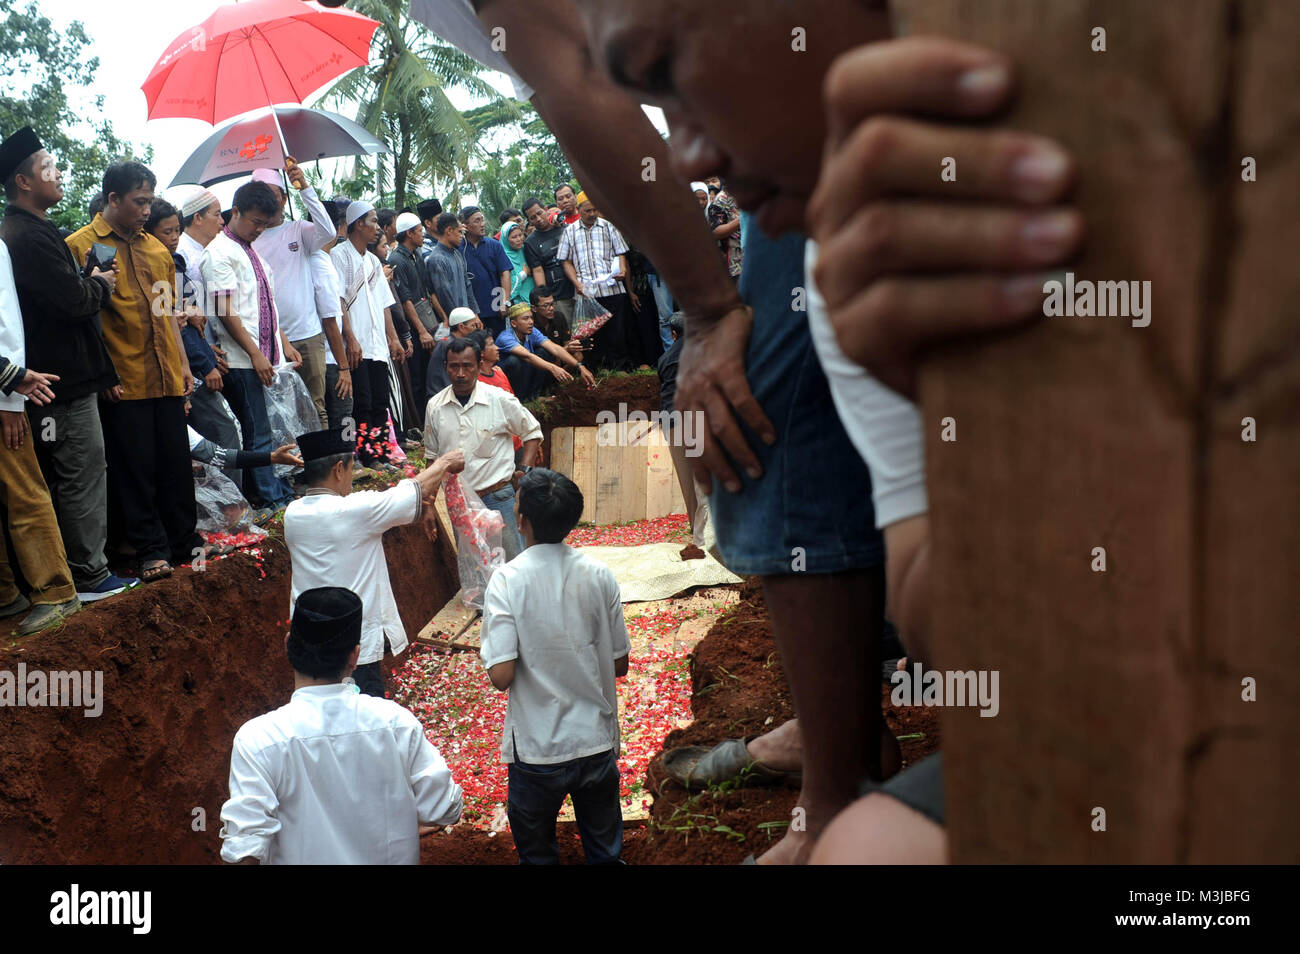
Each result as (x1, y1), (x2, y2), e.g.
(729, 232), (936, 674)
(223, 368), (294, 510)
(507, 749), (623, 865)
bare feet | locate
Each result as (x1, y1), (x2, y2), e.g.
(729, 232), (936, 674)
(746, 718), (803, 772)
(751, 722), (901, 864)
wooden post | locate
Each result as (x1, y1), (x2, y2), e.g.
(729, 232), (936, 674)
(892, 0), (1299, 862)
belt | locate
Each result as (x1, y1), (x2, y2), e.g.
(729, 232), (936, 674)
(476, 477), (511, 497)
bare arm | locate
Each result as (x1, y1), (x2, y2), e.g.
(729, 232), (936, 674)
(216, 294), (275, 386)
(477, 0), (740, 325)
(487, 660), (515, 691)
(562, 259), (582, 296)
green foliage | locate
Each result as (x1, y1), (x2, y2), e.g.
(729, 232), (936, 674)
(322, 0), (520, 210)
(0, 0), (153, 231)
(461, 103), (575, 220)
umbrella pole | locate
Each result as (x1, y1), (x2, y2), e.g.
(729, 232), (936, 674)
(268, 107), (296, 222)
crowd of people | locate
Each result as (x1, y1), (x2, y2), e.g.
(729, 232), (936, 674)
(0, 116), (743, 641)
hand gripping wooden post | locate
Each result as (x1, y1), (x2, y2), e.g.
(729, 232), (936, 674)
(892, 0), (1299, 862)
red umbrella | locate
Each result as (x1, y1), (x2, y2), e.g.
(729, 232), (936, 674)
(141, 0), (379, 126)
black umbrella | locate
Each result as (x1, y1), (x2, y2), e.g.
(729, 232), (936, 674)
(169, 105), (389, 187)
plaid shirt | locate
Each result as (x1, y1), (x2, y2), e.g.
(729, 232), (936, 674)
(557, 217), (629, 296)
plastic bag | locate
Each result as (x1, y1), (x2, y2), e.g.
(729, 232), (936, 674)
(265, 364), (320, 476)
(192, 462), (265, 538)
(571, 292), (612, 340)
(443, 474), (504, 609)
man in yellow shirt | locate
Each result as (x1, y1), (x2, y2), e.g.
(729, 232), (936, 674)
(66, 160), (202, 582)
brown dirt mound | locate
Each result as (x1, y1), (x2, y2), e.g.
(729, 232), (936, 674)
(0, 518), (458, 864)
(635, 578), (942, 864)
(531, 372), (660, 466)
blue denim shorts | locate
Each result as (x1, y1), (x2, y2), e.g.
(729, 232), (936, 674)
(707, 223), (883, 576)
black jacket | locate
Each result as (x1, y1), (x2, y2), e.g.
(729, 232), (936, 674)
(0, 205), (119, 403)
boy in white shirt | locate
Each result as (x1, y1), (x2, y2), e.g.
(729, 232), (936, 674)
(480, 468), (630, 864)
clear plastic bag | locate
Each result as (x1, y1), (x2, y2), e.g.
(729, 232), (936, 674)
(443, 474), (505, 610)
(193, 462), (263, 537)
(265, 365), (321, 476)
(571, 292), (612, 340)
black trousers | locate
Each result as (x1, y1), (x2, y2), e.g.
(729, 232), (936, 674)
(351, 636), (391, 697)
(350, 359), (391, 464)
(498, 353), (548, 402)
(100, 396), (203, 565)
(591, 293), (634, 371)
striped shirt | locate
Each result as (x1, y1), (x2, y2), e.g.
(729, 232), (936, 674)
(556, 218), (629, 296)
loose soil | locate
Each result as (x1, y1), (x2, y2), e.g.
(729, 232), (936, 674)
(0, 519), (458, 864)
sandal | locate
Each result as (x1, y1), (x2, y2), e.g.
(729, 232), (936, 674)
(660, 737), (801, 791)
(139, 560), (173, 583)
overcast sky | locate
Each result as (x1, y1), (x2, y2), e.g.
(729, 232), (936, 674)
(40, 1), (665, 208)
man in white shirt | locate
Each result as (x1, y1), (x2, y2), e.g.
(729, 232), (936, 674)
(557, 196), (639, 371)
(480, 467), (630, 864)
(423, 336), (542, 561)
(283, 427), (465, 697)
(251, 163), (337, 427)
(202, 180), (302, 511)
(171, 184), (242, 472)
(330, 201), (404, 466)
(312, 244), (355, 432)
(220, 586), (464, 864)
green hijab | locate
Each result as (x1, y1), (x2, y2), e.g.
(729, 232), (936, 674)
(501, 221), (533, 304)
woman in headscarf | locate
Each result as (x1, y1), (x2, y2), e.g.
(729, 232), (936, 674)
(500, 220), (534, 306)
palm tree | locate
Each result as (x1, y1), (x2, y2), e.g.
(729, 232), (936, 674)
(321, 0), (519, 207)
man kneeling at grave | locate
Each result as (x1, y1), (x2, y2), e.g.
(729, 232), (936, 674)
(481, 468), (631, 864)
(220, 586), (464, 864)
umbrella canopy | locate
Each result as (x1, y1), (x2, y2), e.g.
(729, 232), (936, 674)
(169, 106), (390, 187)
(142, 0), (378, 125)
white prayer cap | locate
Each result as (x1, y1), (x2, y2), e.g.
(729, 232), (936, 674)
(251, 167), (283, 189)
(346, 200), (374, 226)
(690, 181), (708, 194)
(448, 307), (477, 327)
(167, 184), (221, 218)
(394, 211), (421, 235)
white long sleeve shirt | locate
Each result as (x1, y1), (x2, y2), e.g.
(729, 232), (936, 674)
(283, 480), (422, 665)
(0, 241), (28, 413)
(330, 241), (395, 363)
(253, 187), (336, 343)
(219, 683), (463, 864)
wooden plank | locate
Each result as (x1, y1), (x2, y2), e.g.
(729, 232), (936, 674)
(551, 426), (574, 479)
(892, 0), (1300, 864)
(435, 489), (456, 555)
(572, 427), (597, 523)
(619, 420), (652, 523)
(644, 424), (676, 519)
(593, 421), (622, 525)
